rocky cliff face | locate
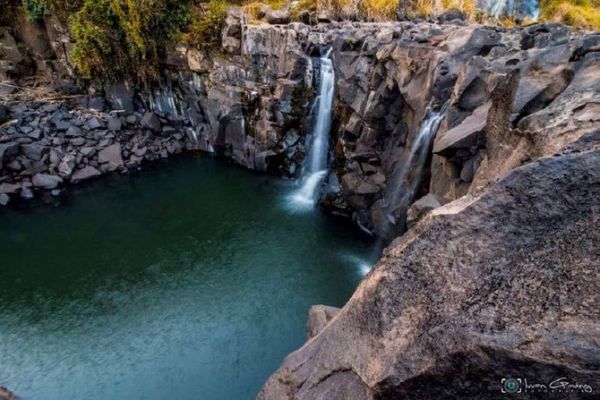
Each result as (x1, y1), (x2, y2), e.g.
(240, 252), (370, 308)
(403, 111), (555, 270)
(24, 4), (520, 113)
(294, 21), (599, 239)
(253, 18), (600, 400)
(2, 7), (599, 399)
(259, 131), (599, 399)
(3, 13), (598, 230)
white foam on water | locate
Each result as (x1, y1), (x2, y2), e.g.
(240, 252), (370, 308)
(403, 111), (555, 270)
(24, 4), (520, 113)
(287, 170), (328, 211)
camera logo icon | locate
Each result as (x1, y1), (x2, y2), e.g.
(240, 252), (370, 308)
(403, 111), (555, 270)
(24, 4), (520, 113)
(501, 378), (522, 393)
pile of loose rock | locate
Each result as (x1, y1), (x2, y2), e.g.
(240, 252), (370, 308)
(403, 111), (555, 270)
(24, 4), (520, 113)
(0, 99), (201, 206)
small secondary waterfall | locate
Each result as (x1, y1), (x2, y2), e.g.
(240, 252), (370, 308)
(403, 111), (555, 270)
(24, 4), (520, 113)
(380, 106), (446, 239)
(289, 50), (335, 208)
(481, 0), (539, 19)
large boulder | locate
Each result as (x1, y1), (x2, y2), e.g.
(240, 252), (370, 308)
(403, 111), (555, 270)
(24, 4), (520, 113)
(0, 142), (19, 169)
(0, 104), (8, 123)
(259, 134), (600, 399)
(266, 10), (291, 25)
(307, 306), (340, 339)
(32, 173), (63, 190)
(0, 386), (19, 400)
(405, 193), (446, 229)
(71, 166), (102, 183)
(434, 102), (491, 157)
(98, 143), (124, 171)
(140, 112), (161, 132)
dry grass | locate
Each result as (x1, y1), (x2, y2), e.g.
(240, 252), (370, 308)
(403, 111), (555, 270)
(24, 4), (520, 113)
(290, 0), (317, 20)
(442, 0), (475, 17)
(398, 0), (475, 19)
(359, 0), (399, 21)
(540, 0), (600, 30)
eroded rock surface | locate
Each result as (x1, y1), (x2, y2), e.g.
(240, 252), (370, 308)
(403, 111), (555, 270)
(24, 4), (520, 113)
(259, 131), (600, 400)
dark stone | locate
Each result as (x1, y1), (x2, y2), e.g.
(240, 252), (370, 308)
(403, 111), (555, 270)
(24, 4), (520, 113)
(32, 173), (62, 190)
(141, 112), (161, 133)
(66, 126), (83, 137)
(108, 117), (122, 132)
(71, 166), (102, 183)
(438, 8), (466, 23)
(0, 104), (8, 123)
(0, 142), (19, 168)
(266, 10), (291, 25)
(20, 143), (46, 161)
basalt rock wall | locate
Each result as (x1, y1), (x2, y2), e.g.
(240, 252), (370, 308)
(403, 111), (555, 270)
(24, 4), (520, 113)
(2, 12), (600, 241)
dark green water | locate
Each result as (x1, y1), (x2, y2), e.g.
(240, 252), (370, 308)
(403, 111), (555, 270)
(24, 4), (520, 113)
(0, 155), (373, 400)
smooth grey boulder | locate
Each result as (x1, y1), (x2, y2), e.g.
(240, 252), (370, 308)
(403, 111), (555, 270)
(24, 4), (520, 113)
(307, 305), (340, 339)
(98, 143), (124, 171)
(70, 137), (85, 146)
(0, 182), (20, 195)
(58, 154), (75, 177)
(141, 112), (161, 133)
(32, 173), (62, 190)
(71, 166), (102, 183)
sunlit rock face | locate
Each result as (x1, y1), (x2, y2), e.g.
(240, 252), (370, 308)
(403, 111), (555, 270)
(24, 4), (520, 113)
(259, 130), (600, 399)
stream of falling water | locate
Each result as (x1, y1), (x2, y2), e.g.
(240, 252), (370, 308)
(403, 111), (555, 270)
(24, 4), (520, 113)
(481, 0), (539, 19)
(379, 106), (446, 240)
(288, 49), (335, 209)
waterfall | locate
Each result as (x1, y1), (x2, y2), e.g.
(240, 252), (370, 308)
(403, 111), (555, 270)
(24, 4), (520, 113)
(379, 106), (446, 239)
(481, 0), (539, 19)
(289, 50), (335, 209)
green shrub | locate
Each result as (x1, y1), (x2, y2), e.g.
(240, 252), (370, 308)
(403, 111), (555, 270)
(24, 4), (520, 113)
(22, 0), (48, 22)
(183, 0), (227, 48)
(70, 0), (191, 81)
(45, 0), (84, 22)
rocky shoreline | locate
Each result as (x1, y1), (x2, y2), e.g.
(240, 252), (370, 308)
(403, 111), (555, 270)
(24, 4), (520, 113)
(4, 13), (599, 238)
(0, 98), (207, 206)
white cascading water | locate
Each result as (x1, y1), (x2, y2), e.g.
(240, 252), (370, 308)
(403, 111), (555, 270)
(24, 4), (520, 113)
(482, 0), (539, 19)
(380, 106), (446, 238)
(289, 49), (335, 209)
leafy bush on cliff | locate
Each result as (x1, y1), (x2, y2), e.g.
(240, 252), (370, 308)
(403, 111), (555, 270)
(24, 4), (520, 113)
(69, 0), (191, 81)
(183, 0), (228, 48)
(22, 0), (48, 22)
(540, 0), (600, 29)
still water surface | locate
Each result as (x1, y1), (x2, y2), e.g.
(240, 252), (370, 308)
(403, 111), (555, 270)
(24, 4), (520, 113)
(0, 155), (372, 400)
